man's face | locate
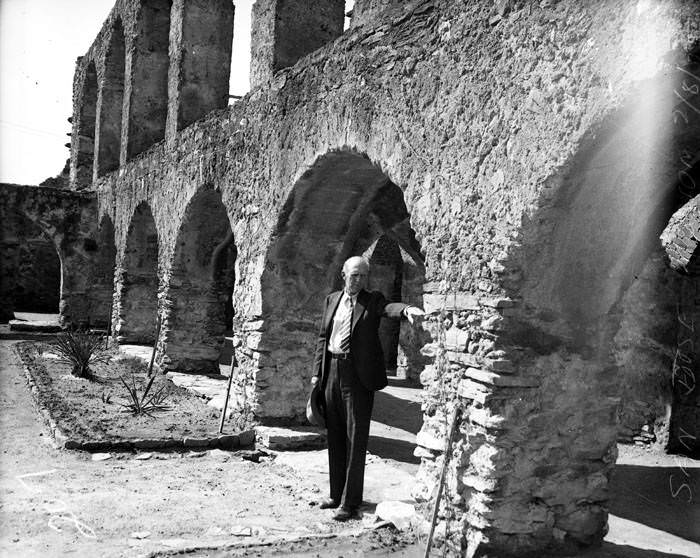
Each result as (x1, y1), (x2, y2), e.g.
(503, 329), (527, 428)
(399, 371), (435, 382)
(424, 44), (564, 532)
(342, 261), (368, 296)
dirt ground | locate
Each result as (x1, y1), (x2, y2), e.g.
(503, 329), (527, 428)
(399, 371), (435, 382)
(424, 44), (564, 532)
(1, 338), (699, 558)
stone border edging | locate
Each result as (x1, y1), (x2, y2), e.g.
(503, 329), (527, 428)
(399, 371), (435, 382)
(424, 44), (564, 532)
(138, 527), (369, 558)
(13, 344), (255, 453)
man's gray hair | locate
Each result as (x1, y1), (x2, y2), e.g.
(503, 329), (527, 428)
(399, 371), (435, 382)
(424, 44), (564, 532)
(342, 256), (370, 274)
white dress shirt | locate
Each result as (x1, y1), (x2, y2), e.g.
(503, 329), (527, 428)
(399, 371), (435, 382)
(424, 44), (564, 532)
(328, 292), (356, 353)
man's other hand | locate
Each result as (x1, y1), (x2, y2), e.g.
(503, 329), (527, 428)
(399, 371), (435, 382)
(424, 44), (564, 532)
(405, 306), (425, 324)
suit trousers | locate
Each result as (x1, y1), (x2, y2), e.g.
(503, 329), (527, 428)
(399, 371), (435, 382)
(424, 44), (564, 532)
(324, 355), (374, 509)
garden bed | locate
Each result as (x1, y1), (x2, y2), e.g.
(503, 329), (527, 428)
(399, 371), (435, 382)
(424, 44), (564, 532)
(15, 341), (253, 451)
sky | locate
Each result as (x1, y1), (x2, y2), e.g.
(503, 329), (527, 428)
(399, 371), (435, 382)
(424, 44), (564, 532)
(0, 0), (254, 185)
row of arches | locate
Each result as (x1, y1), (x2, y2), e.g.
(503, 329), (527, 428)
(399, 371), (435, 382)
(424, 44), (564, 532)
(93, 151), (427, 423)
(75, 1), (171, 188)
(73, 0), (235, 189)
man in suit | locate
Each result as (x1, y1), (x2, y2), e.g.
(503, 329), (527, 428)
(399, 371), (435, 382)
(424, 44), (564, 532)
(311, 256), (424, 521)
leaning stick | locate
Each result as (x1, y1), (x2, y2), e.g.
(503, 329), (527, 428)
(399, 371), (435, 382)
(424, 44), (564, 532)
(147, 315), (162, 377)
(424, 406), (461, 558)
(219, 349), (238, 434)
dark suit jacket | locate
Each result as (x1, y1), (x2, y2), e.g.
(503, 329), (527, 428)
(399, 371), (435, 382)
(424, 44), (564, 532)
(313, 289), (408, 391)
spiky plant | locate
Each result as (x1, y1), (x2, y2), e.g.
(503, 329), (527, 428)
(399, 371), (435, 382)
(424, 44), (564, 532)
(119, 371), (171, 416)
(49, 328), (110, 378)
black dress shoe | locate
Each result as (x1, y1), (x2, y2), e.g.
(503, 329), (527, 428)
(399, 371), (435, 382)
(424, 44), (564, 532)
(333, 507), (358, 521)
(319, 498), (340, 509)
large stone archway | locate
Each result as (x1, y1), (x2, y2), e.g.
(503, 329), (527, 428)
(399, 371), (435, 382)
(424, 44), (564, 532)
(435, 59), (700, 555)
(0, 184), (103, 326)
(247, 150), (428, 423)
(114, 202), (159, 343)
(159, 187), (236, 373)
(662, 193), (700, 456)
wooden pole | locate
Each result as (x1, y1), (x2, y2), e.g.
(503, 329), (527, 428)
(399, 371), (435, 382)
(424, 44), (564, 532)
(147, 315), (162, 377)
(219, 349), (237, 434)
(424, 406), (461, 558)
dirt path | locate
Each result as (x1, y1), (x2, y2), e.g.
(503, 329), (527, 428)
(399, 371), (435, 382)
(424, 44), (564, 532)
(0, 340), (419, 557)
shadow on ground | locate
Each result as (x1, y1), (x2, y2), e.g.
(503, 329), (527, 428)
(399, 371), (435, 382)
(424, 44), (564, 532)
(568, 541), (694, 558)
(368, 435), (420, 465)
(373, 388), (422, 434)
(609, 464), (700, 543)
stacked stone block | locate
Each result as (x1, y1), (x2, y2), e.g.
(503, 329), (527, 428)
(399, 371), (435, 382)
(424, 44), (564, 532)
(662, 197), (700, 273)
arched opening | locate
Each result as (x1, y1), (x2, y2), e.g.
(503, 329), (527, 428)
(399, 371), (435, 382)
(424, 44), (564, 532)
(126, 0), (171, 161)
(115, 202), (159, 344)
(488, 59), (700, 553)
(254, 150), (428, 446)
(74, 61), (98, 189)
(160, 188), (236, 373)
(96, 19), (125, 178)
(93, 216), (117, 330)
(0, 211), (61, 323)
(667, 238), (699, 456)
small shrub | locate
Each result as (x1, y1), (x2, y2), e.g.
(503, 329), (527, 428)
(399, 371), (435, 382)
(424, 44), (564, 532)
(119, 371), (170, 416)
(48, 328), (110, 378)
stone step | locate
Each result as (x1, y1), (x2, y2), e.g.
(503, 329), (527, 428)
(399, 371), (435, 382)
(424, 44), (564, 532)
(256, 426), (326, 450)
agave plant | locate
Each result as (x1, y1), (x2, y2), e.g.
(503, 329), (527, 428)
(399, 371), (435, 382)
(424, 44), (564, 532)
(119, 371), (171, 416)
(49, 328), (110, 378)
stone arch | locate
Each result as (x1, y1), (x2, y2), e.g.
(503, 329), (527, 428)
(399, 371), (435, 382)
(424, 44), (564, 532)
(252, 149), (427, 423)
(661, 193), (700, 455)
(115, 202), (159, 344)
(96, 19), (126, 178)
(0, 210), (61, 320)
(124, 0), (172, 161)
(73, 61), (98, 189)
(160, 187), (236, 373)
(439, 62), (700, 554)
(362, 234), (428, 383)
(0, 184), (103, 327)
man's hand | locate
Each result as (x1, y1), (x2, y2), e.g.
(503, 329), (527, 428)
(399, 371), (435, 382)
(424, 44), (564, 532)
(404, 306), (425, 325)
(311, 376), (319, 386)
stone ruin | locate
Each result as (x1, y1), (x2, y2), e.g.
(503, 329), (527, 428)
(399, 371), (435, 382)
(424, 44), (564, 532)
(1, 0), (699, 555)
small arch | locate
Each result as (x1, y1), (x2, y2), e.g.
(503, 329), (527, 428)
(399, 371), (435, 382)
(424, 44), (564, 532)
(161, 188), (236, 373)
(74, 62), (98, 189)
(115, 202), (159, 344)
(0, 211), (61, 321)
(256, 149), (428, 423)
(96, 19), (126, 178)
(126, 0), (172, 160)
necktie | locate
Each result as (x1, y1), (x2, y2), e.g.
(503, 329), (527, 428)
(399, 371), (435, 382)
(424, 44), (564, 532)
(339, 298), (353, 353)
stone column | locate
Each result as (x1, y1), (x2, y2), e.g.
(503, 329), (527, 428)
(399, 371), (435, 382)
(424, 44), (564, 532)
(166, 0), (234, 143)
(413, 291), (618, 556)
(121, 0), (171, 164)
(250, 0), (344, 89)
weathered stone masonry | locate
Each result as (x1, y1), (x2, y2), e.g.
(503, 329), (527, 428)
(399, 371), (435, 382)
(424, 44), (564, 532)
(0, 185), (111, 327)
(4, 0), (700, 556)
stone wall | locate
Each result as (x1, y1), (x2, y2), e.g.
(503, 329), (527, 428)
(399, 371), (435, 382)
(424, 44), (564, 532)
(70, 0), (234, 190)
(0, 184), (111, 327)
(65, 0), (700, 555)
